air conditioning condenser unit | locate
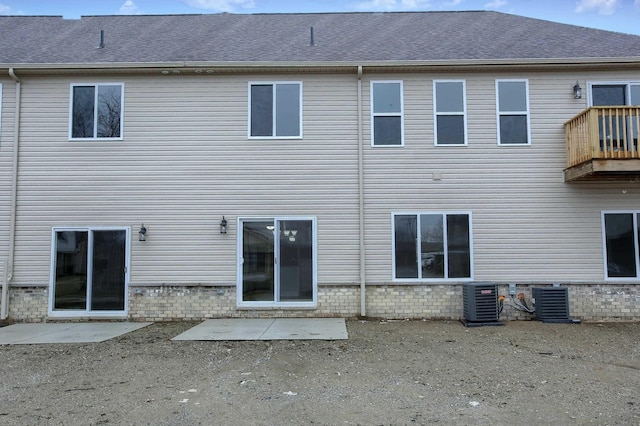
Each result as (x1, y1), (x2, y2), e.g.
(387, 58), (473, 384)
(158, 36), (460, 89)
(532, 287), (578, 323)
(462, 282), (503, 327)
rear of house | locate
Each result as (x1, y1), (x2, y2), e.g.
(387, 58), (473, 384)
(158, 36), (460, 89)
(1, 12), (639, 322)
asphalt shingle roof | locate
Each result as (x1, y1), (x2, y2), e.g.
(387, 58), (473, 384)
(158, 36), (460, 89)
(1, 11), (640, 65)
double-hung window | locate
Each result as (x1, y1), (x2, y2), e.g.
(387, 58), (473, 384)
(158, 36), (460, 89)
(496, 79), (530, 145)
(371, 81), (403, 146)
(602, 211), (640, 280)
(393, 212), (473, 280)
(434, 80), (467, 145)
(70, 83), (124, 140)
(249, 82), (302, 138)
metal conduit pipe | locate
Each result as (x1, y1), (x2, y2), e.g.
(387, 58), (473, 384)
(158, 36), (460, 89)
(357, 65), (366, 317)
(2, 68), (21, 320)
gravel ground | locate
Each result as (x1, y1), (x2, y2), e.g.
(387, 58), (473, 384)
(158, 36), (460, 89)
(0, 319), (639, 425)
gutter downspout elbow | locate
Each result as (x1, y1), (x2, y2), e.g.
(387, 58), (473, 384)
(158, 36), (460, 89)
(2, 68), (21, 320)
(357, 65), (366, 317)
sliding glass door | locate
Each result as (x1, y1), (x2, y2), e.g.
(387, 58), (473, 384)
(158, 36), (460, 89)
(239, 218), (316, 307)
(50, 228), (129, 316)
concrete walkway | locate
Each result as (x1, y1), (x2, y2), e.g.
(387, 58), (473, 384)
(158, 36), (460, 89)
(0, 318), (348, 344)
(172, 318), (348, 341)
(0, 322), (151, 345)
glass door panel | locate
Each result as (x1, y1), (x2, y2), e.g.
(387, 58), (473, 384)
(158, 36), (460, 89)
(279, 220), (313, 302)
(91, 230), (126, 311)
(52, 229), (127, 314)
(54, 231), (88, 310)
(593, 85), (628, 151)
(242, 221), (275, 302)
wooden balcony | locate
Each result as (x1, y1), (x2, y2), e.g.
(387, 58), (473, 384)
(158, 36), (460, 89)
(564, 106), (640, 182)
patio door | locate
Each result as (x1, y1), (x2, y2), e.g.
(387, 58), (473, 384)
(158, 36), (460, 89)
(50, 228), (129, 316)
(239, 218), (316, 307)
(592, 83), (640, 150)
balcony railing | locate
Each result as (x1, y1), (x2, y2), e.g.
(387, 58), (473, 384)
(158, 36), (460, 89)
(564, 106), (640, 181)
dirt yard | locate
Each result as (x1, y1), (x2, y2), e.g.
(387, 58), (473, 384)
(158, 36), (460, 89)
(0, 319), (639, 425)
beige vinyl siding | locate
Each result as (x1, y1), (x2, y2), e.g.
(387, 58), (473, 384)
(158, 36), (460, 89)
(0, 81), (14, 267)
(11, 74), (360, 287)
(363, 70), (640, 284)
(9, 68), (640, 290)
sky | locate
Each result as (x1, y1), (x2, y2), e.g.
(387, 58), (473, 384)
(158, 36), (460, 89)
(1, 0), (639, 36)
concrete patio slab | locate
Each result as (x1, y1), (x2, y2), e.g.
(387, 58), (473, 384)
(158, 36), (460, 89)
(0, 322), (152, 345)
(171, 318), (348, 341)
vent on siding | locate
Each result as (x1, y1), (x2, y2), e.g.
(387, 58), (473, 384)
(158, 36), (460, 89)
(532, 287), (574, 323)
(462, 282), (502, 326)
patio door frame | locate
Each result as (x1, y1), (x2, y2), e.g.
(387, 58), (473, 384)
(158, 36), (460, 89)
(48, 226), (130, 318)
(237, 217), (317, 309)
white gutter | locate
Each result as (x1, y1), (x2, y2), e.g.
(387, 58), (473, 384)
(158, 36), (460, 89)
(357, 65), (366, 317)
(2, 68), (21, 319)
(2, 55), (640, 71)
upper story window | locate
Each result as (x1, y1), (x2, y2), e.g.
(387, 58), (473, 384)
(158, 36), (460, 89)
(602, 211), (640, 280)
(70, 83), (124, 140)
(371, 81), (403, 146)
(496, 79), (530, 145)
(249, 82), (302, 138)
(434, 80), (467, 145)
(393, 212), (473, 281)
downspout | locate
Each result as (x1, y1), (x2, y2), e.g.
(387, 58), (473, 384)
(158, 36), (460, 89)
(2, 68), (21, 319)
(357, 65), (366, 317)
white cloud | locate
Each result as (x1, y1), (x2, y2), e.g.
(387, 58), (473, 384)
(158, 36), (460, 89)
(484, 0), (507, 9)
(574, 0), (620, 15)
(0, 3), (11, 14)
(635, 0), (640, 10)
(352, 0), (431, 11)
(182, 0), (256, 12)
(118, 0), (142, 15)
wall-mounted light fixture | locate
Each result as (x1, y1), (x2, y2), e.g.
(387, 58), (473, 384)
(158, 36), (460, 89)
(139, 224), (147, 241)
(573, 81), (582, 99)
(283, 230), (297, 242)
(220, 216), (227, 234)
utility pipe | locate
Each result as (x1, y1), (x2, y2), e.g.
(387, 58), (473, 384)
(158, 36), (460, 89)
(357, 65), (366, 317)
(2, 68), (21, 319)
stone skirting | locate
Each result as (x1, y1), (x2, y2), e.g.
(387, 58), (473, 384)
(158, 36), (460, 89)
(2, 284), (639, 322)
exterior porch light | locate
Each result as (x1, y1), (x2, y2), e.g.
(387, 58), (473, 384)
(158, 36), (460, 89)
(138, 224), (147, 241)
(220, 216), (227, 234)
(573, 81), (582, 99)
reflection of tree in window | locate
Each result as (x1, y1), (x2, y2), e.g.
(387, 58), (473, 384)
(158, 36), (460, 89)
(72, 86), (95, 138)
(97, 85), (121, 138)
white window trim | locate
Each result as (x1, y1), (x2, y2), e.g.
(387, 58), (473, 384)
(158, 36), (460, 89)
(236, 216), (318, 308)
(601, 210), (640, 282)
(495, 79), (531, 146)
(48, 226), (131, 318)
(68, 83), (125, 141)
(587, 81), (640, 106)
(370, 80), (404, 147)
(433, 80), (468, 146)
(247, 81), (303, 139)
(391, 211), (474, 282)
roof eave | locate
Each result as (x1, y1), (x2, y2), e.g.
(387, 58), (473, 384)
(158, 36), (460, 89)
(3, 56), (640, 75)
